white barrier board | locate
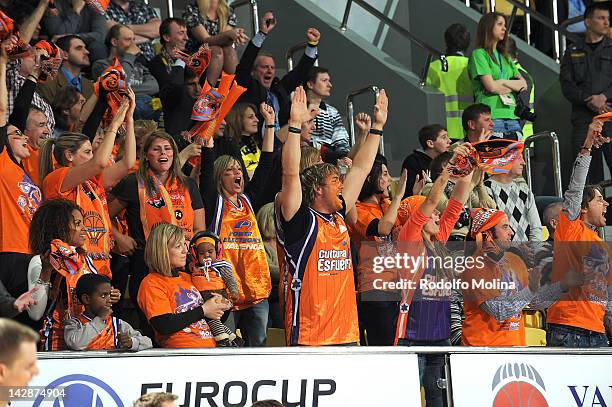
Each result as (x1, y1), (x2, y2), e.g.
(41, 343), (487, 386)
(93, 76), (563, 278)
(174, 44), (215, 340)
(14, 350), (421, 407)
(451, 353), (612, 407)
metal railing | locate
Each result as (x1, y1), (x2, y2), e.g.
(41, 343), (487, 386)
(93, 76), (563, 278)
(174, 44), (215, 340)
(229, 0), (259, 36)
(286, 43), (319, 72)
(465, 0), (581, 62)
(523, 131), (562, 198)
(339, 0), (446, 87)
(346, 86), (384, 155)
(505, 0), (581, 62)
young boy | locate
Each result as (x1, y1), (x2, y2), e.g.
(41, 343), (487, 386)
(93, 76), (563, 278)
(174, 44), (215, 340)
(64, 274), (153, 351)
(401, 124), (452, 198)
(189, 231), (242, 347)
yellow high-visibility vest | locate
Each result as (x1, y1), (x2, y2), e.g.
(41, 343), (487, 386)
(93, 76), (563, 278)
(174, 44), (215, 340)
(427, 55), (473, 140)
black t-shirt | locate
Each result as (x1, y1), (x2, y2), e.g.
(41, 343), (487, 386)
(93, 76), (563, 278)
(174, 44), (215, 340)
(111, 173), (204, 248)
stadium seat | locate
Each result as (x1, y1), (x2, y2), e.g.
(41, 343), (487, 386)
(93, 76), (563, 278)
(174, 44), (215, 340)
(524, 309), (544, 329)
(525, 327), (547, 346)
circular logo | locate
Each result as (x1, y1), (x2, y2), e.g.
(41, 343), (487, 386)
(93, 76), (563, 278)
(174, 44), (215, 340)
(33, 374), (124, 407)
(175, 210), (183, 220)
(493, 381), (548, 407)
(492, 363), (548, 407)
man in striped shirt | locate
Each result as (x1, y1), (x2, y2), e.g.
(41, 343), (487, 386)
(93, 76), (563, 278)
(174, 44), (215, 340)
(305, 67), (350, 162)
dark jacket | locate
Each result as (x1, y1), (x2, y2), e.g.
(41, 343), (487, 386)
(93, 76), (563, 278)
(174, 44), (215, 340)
(560, 36), (612, 125)
(401, 150), (433, 198)
(154, 60), (195, 150)
(235, 40), (317, 129)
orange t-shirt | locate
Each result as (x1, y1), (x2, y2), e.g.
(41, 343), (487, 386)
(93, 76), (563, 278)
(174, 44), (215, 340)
(137, 271), (216, 348)
(22, 144), (40, 186)
(547, 211), (612, 333)
(279, 204), (359, 346)
(0, 148), (41, 253)
(348, 200), (400, 293)
(211, 195), (271, 309)
(462, 252), (528, 346)
(42, 167), (113, 276)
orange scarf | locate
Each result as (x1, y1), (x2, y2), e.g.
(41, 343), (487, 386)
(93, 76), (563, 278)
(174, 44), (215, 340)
(75, 178), (112, 274)
(39, 240), (97, 351)
(78, 313), (120, 350)
(138, 171), (194, 240)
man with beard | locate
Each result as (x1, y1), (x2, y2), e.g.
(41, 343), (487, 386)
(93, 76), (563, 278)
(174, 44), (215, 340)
(38, 34), (94, 104)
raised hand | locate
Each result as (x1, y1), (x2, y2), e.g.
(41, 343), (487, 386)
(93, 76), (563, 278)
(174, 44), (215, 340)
(355, 112), (371, 133)
(289, 86), (312, 125)
(109, 98), (130, 132)
(585, 120), (607, 150)
(306, 28), (320, 44)
(412, 170), (429, 196)
(395, 169), (408, 199)
(260, 11), (277, 34)
(260, 102), (275, 125)
(372, 89), (388, 128)
(126, 87), (136, 117)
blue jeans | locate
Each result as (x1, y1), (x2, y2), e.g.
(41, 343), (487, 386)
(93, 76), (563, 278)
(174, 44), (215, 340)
(226, 300), (269, 347)
(493, 118), (522, 140)
(546, 323), (609, 348)
(398, 338), (450, 407)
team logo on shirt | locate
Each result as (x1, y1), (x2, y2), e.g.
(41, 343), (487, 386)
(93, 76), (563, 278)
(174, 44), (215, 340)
(17, 175), (41, 220)
(147, 196), (166, 209)
(234, 220), (252, 229)
(83, 211), (107, 245)
(174, 286), (213, 339)
(582, 245), (609, 305)
(491, 363), (548, 406)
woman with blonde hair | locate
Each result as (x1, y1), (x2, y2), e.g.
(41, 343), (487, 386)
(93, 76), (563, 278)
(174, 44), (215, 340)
(40, 90), (136, 278)
(109, 131), (205, 331)
(138, 223), (229, 348)
(299, 146), (321, 173)
(468, 12), (527, 138)
(199, 103), (277, 346)
(182, 0), (248, 85)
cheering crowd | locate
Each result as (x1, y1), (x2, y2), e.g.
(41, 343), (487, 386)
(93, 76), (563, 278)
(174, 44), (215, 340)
(0, 1), (611, 406)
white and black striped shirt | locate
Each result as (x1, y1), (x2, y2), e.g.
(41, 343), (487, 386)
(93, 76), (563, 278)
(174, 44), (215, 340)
(311, 102), (350, 153)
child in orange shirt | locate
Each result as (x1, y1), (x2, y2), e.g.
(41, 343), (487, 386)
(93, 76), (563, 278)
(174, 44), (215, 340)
(64, 274), (152, 351)
(189, 231), (241, 347)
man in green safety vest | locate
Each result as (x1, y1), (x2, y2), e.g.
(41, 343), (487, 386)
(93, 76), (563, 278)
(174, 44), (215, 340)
(508, 38), (536, 140)
(426, 23), (473, 140)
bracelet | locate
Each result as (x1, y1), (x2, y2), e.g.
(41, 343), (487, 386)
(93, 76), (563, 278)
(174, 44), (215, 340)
(27, 74), (38, 81)
(369, 128), (383, 136)
(264, 124), (276, 129)
(288, 126), (301, 134)
(307, 40), (319, 47)
(35, 278), (51, 287)
(581, 145), (592, 153)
